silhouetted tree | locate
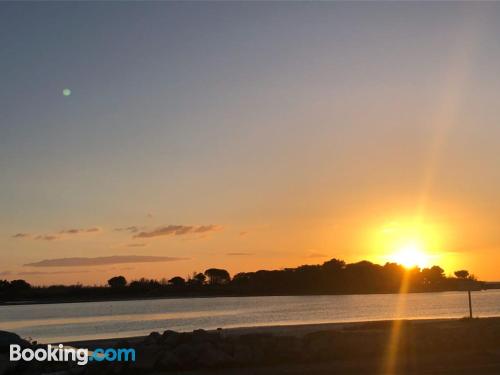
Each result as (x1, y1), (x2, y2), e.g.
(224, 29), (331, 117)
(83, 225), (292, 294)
(108, 276), (127, 288)
(454, 270), (470, 279)
(193, 273), (206, 284)
(0, 280), (10, 291)
(9, 279), (31, 290)
(323, 258), (346, 271)
(204, 268), (230, 285)
(421, 266), (444, 287)
(129, 278), (161, 290)
(168, 276), (186, 287)
(0, 258), (484, 303)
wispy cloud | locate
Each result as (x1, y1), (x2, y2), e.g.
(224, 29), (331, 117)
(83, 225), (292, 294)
(0, 270), (12, 276)
(114, 226), (141, 233)
(35, 235), (59, 241)
(59, 227), (101, 234)
(17, 270), (89, 275)
(134, 225), (221, 239)
(13, 226), (101, 241)
(127, 243), (148, 247)
(24, 255), (187, 267)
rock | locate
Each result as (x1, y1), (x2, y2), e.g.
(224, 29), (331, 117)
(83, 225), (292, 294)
(144, 332), (162, 345)
(197, 345), (233, 368)
(113, 339), (130, 349)
(156, 351), (181, 370)
(130, 346), (164, 371)
(172, 343), (197, 367)
(0, 353), (14, 375)
(162, 331), (181, 348)
(0, 331), (30, 353)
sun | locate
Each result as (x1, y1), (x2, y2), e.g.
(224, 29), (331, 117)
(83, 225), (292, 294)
(370, 218), (451, 271)
(390, 242), (430, 269)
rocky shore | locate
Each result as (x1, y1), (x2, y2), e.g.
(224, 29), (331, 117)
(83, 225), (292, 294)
(2, 317), (500, 374)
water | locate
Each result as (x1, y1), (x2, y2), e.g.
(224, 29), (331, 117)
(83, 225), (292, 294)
(1, 290), (499, 343)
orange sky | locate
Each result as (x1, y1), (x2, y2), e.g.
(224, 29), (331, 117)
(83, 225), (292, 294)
(1, 3), (500, 284)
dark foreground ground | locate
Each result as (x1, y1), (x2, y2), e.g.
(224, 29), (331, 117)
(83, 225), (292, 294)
(1, 317), (500, 375)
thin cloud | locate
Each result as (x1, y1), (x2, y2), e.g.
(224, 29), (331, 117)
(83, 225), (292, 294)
(134, 225), (221, 239)
(60, 227), (101, 234)
(15, 227), (101, 241)
(35, 235), (59, 241)
(127, 243), (148, 247)
(24, 255), (187, 267)
(17, 270), (89, 276)
(114, 226), (140, 233)
(0, 271), (12, 276)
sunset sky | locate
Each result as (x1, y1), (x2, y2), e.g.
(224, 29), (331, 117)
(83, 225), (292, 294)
(1, 2), (500, 285)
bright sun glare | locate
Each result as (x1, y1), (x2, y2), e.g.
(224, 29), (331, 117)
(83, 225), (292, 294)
(374, 219), (443, 269)
(390, 242), (430, 269)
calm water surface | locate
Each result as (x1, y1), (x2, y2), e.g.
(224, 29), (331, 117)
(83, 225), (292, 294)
(1, 290), (499, 343)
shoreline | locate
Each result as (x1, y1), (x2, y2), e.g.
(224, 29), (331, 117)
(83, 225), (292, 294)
(1, 287), (493, 307)
(62, 316), (476, 348)
(4, 317), (500, 374)
(68, 317), (500, 374)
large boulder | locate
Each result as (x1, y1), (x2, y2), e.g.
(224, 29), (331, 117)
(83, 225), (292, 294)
(156, 351), (181, 370)
(143, 332), (162, 345)
(0, 331), (30, 353)
(129, 345), (164, 371)
(196, 344), (233, 368)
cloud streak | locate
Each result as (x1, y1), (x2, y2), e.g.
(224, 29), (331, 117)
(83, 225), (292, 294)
(59, 227), (101, 234)
(114, 226), (141, 233)
(127, 243), (148, 247)
(17, 270), (89, 275)
(12, 227), (101, 241)
(35, 235), (59, 241)
(24, 255), (187, 267)
(134, 225), (221, 239)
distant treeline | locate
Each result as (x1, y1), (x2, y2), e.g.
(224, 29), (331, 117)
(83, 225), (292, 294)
(0, 259), (485, 303)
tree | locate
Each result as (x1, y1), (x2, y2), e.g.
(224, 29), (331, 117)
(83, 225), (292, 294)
(9, 279), (31, 290)
(193, 273), (206, 285)
(0, 280), (10, 291)
(454, 270), (470, 279)
(168, 276), (186, 287)
(421, 266), (444, 286)
(322, 258), (346, 272)
(204, 268), (230, 285)
(108, 276), (127, 288)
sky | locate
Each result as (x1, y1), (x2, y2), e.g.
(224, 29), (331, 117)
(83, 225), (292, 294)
(1, 2), (500, 285)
